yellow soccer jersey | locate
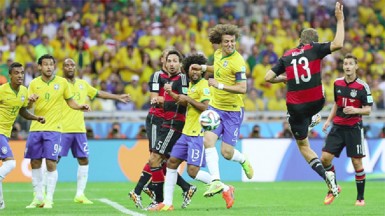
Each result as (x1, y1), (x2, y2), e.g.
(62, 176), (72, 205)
(183, 79), (210, 136)
(62, 79), (98, 133)
(210, 49), (247, 111)
(28, 76), (73, 132)
(0, 83), (28, 137)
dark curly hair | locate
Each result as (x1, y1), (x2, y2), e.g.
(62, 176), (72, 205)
(182, 54), (207, 76)
(208, 24), (240, 44)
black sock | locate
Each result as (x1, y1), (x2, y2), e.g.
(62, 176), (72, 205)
(309, 158), (326, 179)
(152, 182), (164, 203)
(176, 173), (191, 192)
(324, 164), (337, 185)
(355, 169), (365, 200)
(134, 171), (151, 195)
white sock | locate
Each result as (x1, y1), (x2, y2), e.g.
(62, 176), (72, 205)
(222, 183), (230, 192)
(0, 182), (3, 201)
(163, 168), (177, 206)
(32, 168), (43, 201)
(194, 170), (212, 184)
(205, 147), (220, 180)
(0, 160), (16, 202)
(76, 165), (89, 197)
(41, 163), (47, 195)
(230, 149), (245, 163)
(46, 170), (58, 201)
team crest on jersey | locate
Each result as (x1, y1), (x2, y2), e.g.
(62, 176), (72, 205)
(79, 84), (84, 90)
(54, 84), (59, 90)
(190, 88), (196, 93)
(203, 88), (210, 95)
(350, 89), (357, 98)
(223, 61), (228, 67)
(1, 146), (8, 154)
(21, 95), (25, 102)
(182, 87), (188, 94)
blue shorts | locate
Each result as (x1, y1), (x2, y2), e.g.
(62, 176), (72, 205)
(25, 132), (61, 160)
(0, 134), (13, 159)
(209, 106), (243, 146)
(170, 134), (206, 167)
(59, 133), (89, 158)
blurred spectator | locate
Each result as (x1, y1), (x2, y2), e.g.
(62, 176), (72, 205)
(249, 124), (262, 138)
(276, 121), (292, 138)
(86, 126), (100, 139)
(136, 125), (147, 139)
(379, 125), (385, 138)
(246, 44), (261, 73)
(10, 122), (23, 140)
(34, 35), (54, 61)
(308, 129), (320, 139)
(107, 122), (127, 139)
(243, 88), (265, 111)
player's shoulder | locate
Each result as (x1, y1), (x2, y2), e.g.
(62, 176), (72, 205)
(19, 85), (28, 92)
(356, 78), (371, 92)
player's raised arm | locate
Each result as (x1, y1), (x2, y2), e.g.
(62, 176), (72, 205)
(330, 2), (344, 52)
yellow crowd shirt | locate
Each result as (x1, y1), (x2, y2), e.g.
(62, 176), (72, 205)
(182, 79), (211, 136)
(210, 49), (246, 111)
(62, 79), (98, 133)
(0, 83), (28, 137)
(28, 76), (73, 132)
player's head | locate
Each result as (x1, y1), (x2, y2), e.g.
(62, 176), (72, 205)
(182, 54), (207, 82)
(342, 53), (358, 76)
(300, 28), (319, 44)
(8, 62), (24, 86)
(165, 50), (183, 75)
(63, 58), (76, 79)
(38, 54), (56, 78)
(160, 47), (173, 70)
(209, 24), (239, 55)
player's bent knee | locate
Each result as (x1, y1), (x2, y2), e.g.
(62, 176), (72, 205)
(187, 166), (199, 179)
(77, 157), (89, 165)
(149, 153), (162, 167)
(167, 157), (179, 169)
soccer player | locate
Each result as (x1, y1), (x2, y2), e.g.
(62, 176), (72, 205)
(129, 49), (193, 209)
(25, 54), (90, 209)
(0, 62), (45, 210)
(265, 2), (345, 198)
(191, 24), (253, 197)
(60, 58), (130, 204)
(145, 50), (191, 209)
(321, 54), (372, 206)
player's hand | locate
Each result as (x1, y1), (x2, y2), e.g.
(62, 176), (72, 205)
(28, 94), (39, 103)
(176, 94), (188, 104)
(150, 96), (164, 106)
(343, 106), (356, 115)
(80, 104), (91, 112)
(335, 2), (344, 21)
(36, 116), (46, 124)
(322, 120), (331, 133)
(208, 78), (218, 88)
(164, 83), (172, 93)
(118, 94), (131, 103)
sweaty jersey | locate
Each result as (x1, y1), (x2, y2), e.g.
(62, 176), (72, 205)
(28, 76), (73, 132)
(272, 42), (331, 105)
(148, 70), (169, 119)
(62, 79), (98, 133)
(183, 78), (210, 136)
(333, 77), (373, 126)
(0, 83), (28, 137)
(210, 49), (246, 111)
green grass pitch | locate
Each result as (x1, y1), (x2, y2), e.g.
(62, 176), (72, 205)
(1, 181), (384, 215)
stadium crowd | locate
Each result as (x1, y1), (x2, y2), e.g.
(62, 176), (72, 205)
(0, 0), (384, 132)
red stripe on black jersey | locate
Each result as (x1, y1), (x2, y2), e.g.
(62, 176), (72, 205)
(272, 42), (331, 105)
(148, 70), (169, 118)
(333, 78), (373, 126)
(163, 73), (189, 123)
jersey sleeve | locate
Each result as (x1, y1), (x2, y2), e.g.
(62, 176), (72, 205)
(63, 80), (74, 100)
(313, 42), (331, 59)
(361, 81), (373, 106)
(271, 58), (286, 76)
(149, 72), (160, 93)
(22, 87), (29, 107)
(233, 57), (247, 82)
(85, 82), (98, 100)
(199, 81), (211, 102)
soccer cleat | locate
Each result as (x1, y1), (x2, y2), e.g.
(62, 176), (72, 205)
(74, 194), (93, 204)
(203, 180), (224, 197)
(325, 171), (339, 197)
(355, 200), (365, 206)
(147, 202), (174, 211)
(142, 186), (156, 202)
(309, 113), (321, 130)
(26, 199), (44, 208)
(324, 185), (341, 205)
(222, 185), (235, 209)
(43, 199), (53, 209)
(0, 200), (4, 209)
(129, 190), (143, 209)
(145, 201), (160, 211)
(181, 185), (197, 208)
(241, 157), (254, 179)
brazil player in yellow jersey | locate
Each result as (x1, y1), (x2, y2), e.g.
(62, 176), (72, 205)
(25, 54), (90, 209)
(59, 58), (130, 204)
(191, 24), (254, 198)
(0, 62), (45, 210)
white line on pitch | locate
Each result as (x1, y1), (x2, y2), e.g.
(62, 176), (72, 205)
(98, 198), (146, 216)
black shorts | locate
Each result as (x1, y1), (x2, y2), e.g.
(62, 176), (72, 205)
(145, 114), (163, 150)
(151, 126), (182, 157)
(287, 99), (325, 140)
(323, 124), (365, 158)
